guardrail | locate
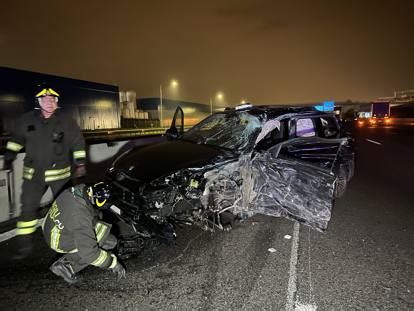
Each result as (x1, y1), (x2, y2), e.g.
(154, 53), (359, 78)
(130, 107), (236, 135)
(82, 126), (192, 143)
(392, 118), (414, 126)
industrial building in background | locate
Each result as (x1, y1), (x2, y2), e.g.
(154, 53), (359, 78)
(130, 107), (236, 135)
(0, 67), (212, 140)
(119, 91), (210, 129)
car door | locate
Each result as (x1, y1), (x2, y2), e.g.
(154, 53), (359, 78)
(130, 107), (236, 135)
(249, 136), (348, 231)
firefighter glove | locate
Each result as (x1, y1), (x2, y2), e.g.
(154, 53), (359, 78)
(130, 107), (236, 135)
(110, 258), (126, 281)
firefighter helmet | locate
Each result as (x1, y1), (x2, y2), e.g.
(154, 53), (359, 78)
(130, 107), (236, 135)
(35, 84), (60, 99)
(87, 182), (111, 208)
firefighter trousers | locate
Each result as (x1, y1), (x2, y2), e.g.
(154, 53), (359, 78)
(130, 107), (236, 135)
(59, 234), (118, 273)
(20, 177), (70, 221)
(16, 177), (70, 237)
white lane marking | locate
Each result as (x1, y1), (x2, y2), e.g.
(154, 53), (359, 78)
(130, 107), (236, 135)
(0, 218), (44, 243)
(365, 138), (382, 145)
(286, 221), (300, 311)
(295, 302), (317, 310)
(0, 228), (17, 243)
(293, 227), (318, 310)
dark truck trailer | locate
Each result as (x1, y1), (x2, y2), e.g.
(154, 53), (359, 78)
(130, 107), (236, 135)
(0, 66), (121, 141)
(369, 101), (391, 126)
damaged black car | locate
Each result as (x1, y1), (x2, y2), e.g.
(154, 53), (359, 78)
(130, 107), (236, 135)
(106, 104), (354, 256)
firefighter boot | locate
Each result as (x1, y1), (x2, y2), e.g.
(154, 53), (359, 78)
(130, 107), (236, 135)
(12, 235), (34, 260)
(49, 257), (81, 284)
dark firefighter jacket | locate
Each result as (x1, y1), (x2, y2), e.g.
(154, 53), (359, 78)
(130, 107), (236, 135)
(5, 109), (86, 182)
(42, 185), (115, 269)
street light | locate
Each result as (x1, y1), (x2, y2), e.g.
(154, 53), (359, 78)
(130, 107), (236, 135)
(160, 79), (178, 128)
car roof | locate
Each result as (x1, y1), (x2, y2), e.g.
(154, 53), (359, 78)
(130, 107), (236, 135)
(223, 104), (333, 119)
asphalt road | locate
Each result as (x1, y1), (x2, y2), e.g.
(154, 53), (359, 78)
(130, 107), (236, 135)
(0, 124), (413, 310)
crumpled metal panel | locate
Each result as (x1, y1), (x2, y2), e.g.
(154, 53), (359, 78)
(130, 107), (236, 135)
(202, 152), (335, 231)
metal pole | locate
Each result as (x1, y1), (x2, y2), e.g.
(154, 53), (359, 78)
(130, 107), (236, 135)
(160, 84), (163, 128)
(210, 97), (213, 115)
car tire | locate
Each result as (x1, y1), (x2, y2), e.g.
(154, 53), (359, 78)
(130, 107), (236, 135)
(334, 166), (347, 198)
(347, 159), (355, 181)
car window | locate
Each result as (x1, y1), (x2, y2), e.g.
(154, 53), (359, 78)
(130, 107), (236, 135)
(320, 117), (339, 138)
(255, 119), (281, 144)
(296, 118), (316, 137)
(181, 112), (261, 151)
(274, 139), (341, 171)
(254, 120), (284, 151)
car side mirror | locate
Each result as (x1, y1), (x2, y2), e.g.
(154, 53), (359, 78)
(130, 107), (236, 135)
(166, 106), (184, 140)
(165, 126), (179, 140)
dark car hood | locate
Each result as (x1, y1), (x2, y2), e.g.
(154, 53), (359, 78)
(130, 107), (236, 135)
(111, 140), (234, 183)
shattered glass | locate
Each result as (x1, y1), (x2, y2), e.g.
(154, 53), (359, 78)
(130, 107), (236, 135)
(181, 112), (261, 151)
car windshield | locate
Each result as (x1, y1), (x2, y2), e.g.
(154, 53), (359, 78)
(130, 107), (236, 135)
(180, 112), (262, 152)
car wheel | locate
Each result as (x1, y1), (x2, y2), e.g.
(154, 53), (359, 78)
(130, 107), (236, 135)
(347, 159), (355, 181)
(334, 166), (347, 198)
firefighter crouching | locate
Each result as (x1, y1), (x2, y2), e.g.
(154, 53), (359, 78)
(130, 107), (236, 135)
(2, 85), (86, 259)
(42, 182), (126, 284)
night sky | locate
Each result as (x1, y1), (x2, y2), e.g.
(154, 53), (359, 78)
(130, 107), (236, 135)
(1, 0), (413, 106)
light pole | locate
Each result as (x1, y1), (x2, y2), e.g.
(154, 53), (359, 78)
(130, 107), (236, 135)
(160, 79), (178, 128)
(210, 92), (224, 115)
(159, 84), (163, 128)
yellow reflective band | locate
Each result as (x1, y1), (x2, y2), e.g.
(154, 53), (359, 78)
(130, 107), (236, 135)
(35, 88), (60, 97)
(45, 166), (71, 176)
(91, 250), (108, 267)
(6, 141), (24, 152)
(23, 174), (33, 180)
(95, 199), (107, 208)
(109, 254), (117, 269)
(23, 166), (35, 180)
(95, 223), (108, 242)
(23, 166), (35, 173)
(50, 226), (61, 251)
(16, 226), (37, 235)
(73, 150), (86, 159)
(45, 172), (71, 182)
(17, 219), (38, 228)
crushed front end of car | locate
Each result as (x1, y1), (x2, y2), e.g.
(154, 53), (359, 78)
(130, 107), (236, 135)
(105, 105), (354, 258)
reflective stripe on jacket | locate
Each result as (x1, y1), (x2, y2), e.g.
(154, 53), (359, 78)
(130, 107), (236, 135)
(42, 185), (114, 268)
(5, 109), (86, 182)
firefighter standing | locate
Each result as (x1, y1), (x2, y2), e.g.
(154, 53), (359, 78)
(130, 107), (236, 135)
(2, 85), (86, 259)
(42, 182), (126, 284)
